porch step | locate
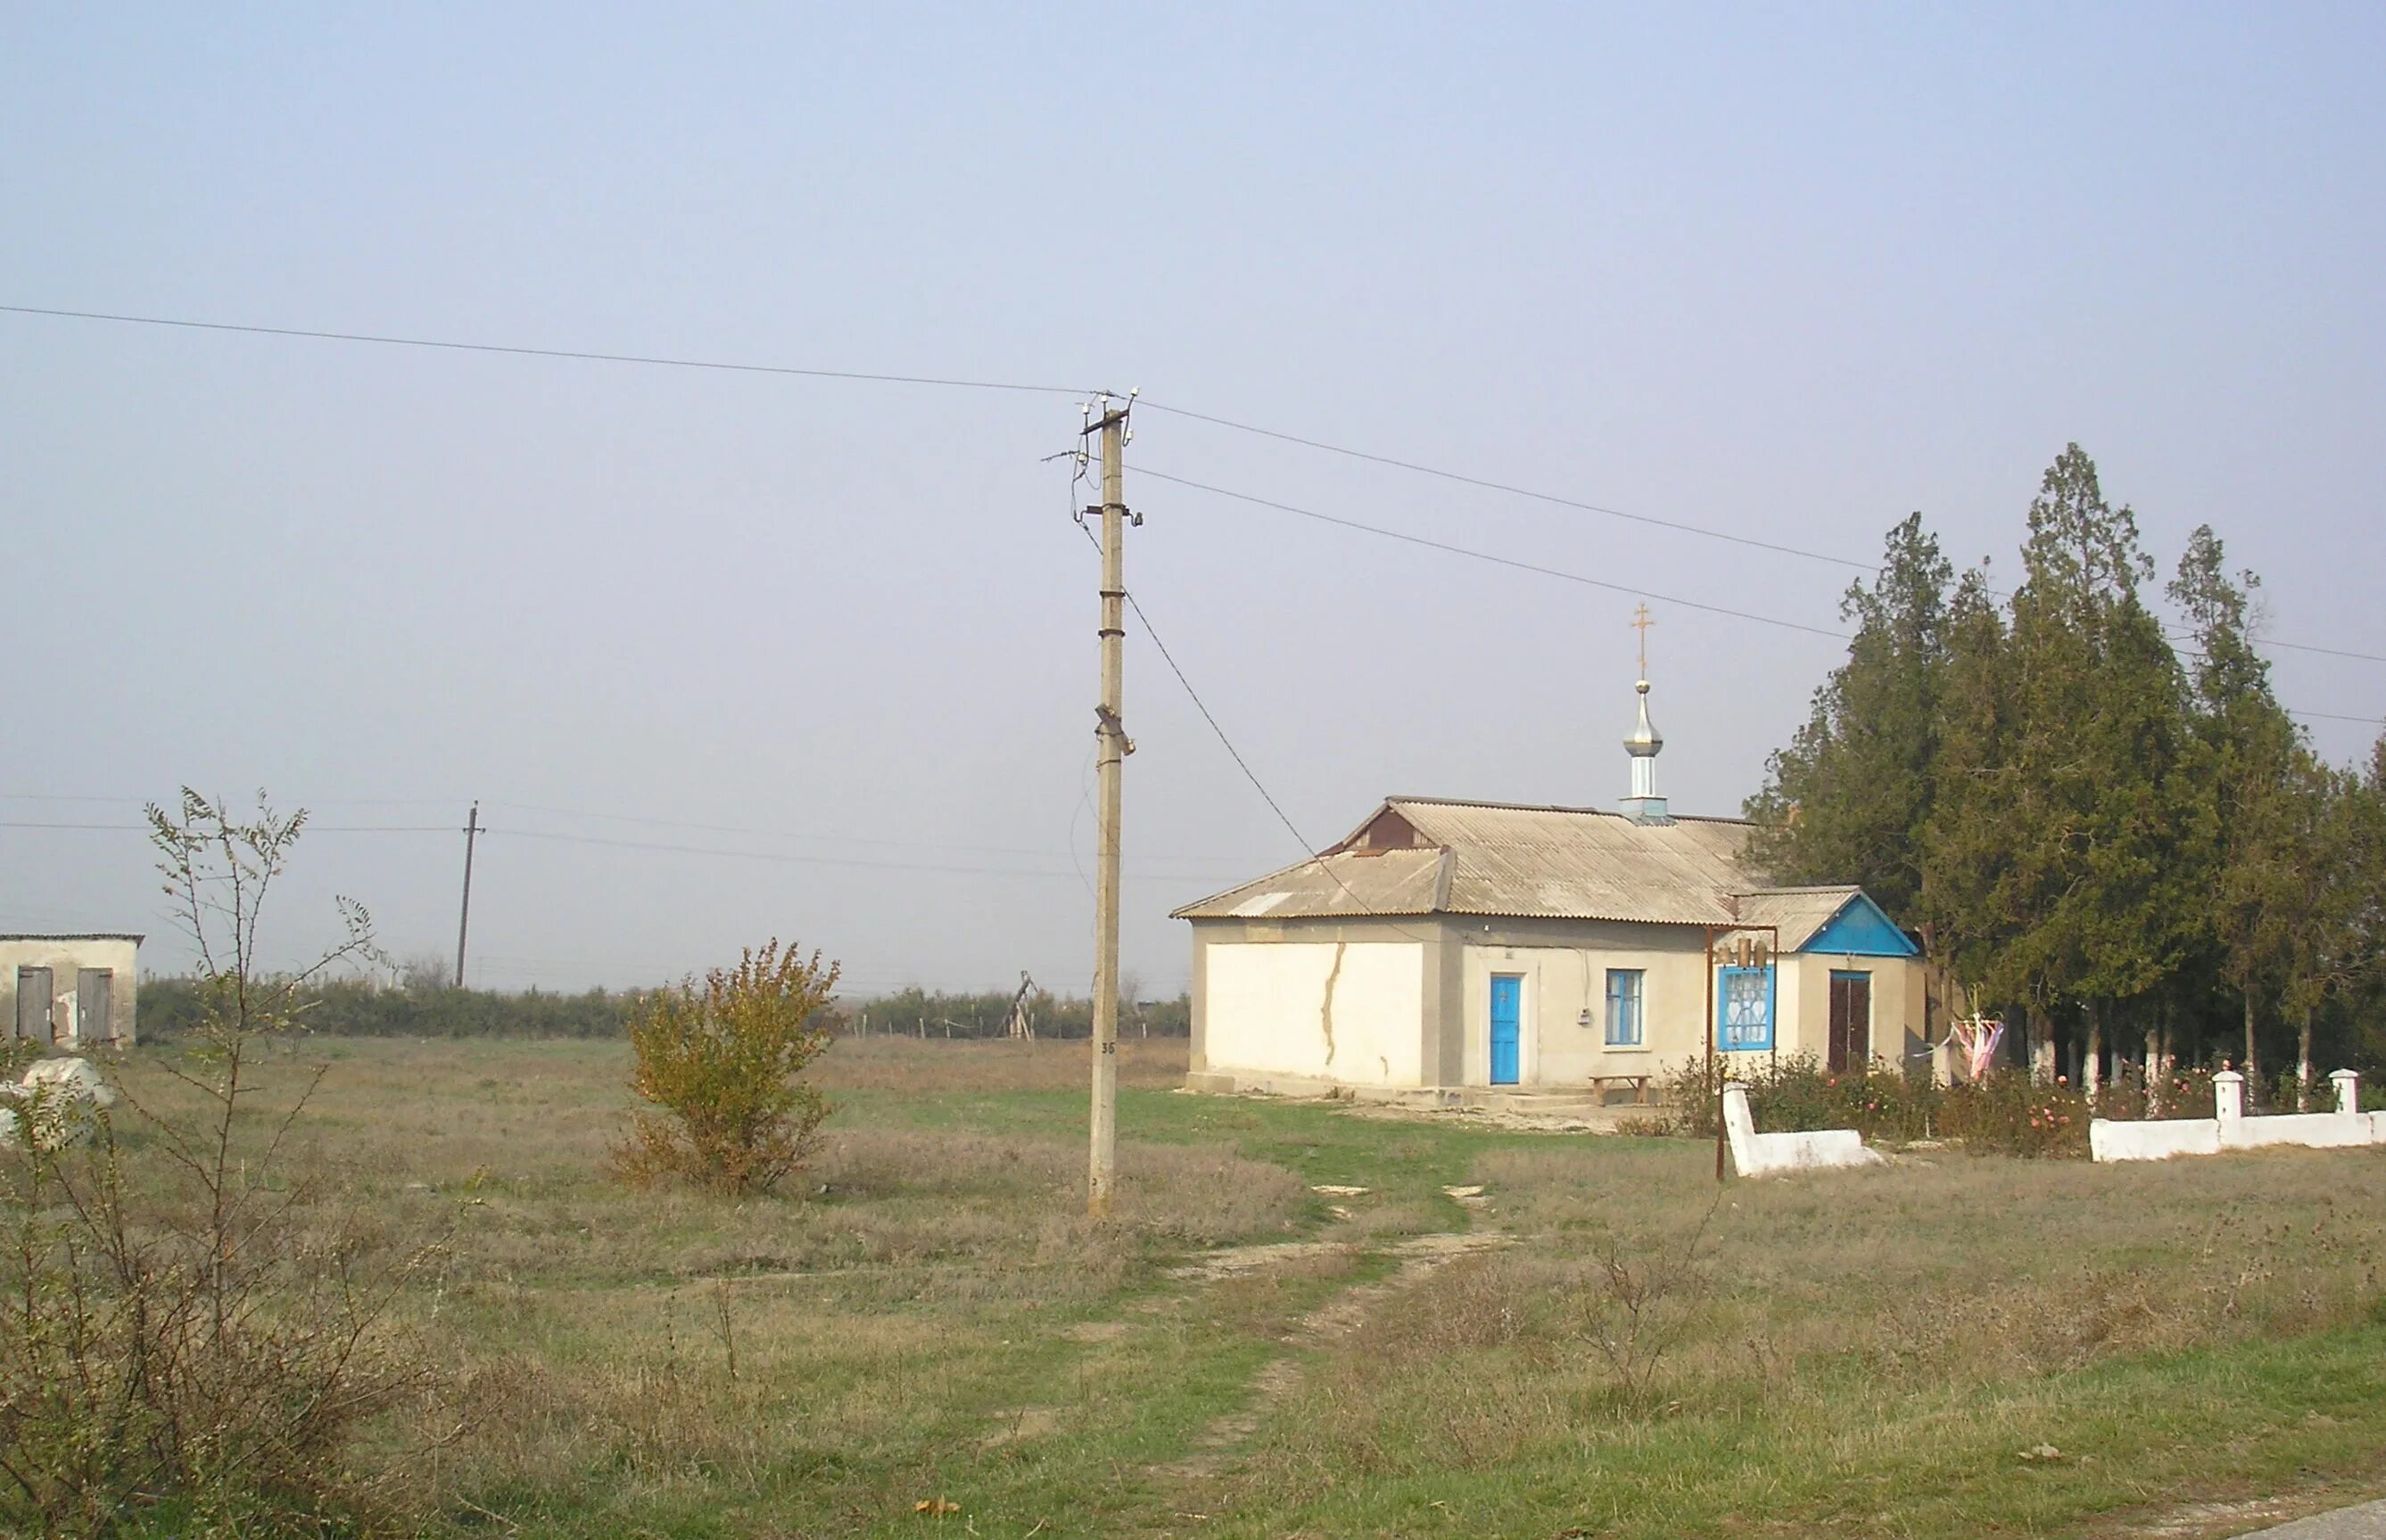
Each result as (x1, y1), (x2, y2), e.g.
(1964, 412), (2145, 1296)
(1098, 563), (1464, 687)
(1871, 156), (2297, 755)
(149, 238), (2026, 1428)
(1473, 1092), (1640, 1119)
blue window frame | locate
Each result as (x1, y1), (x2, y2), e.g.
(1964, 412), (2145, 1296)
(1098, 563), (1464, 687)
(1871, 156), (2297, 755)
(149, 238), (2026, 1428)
(1604, 968), (1645, 1047)
(1718, 965), (1775, 1051)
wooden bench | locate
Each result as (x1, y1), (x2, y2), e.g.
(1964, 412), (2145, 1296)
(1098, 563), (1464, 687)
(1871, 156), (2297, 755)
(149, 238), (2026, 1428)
(1588, 1074), (1654, 1108)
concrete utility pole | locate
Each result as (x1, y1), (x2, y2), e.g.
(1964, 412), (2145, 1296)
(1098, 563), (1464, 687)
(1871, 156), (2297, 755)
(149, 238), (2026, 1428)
(454, 801), (481, 988)
(1086, 394), (1136, 1218)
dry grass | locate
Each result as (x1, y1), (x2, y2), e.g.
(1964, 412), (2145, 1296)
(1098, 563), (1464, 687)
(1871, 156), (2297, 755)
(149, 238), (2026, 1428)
(37, 1037), (2386, 1538)
(1471, 1141), (2386, 1368)
(100, 1034), (1281, 1304)
(1224, 1138), (2386, 1536)
(807, 1033), (1192, 1093)
(61, 1034), (1320, 1534)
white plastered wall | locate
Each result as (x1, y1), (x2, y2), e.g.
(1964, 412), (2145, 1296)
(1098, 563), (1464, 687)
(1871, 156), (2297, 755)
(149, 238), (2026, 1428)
(1779, 953), (1929, 1068)
(1457, 933), (1709, 1087)
(1201, 939), (1425, 1087)
(1, 938), (140, 1048)
(1452, 933), (1934, 1088)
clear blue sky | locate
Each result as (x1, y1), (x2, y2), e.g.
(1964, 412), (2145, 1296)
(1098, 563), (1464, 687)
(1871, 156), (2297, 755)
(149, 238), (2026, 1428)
(4, 5), (2382, 993)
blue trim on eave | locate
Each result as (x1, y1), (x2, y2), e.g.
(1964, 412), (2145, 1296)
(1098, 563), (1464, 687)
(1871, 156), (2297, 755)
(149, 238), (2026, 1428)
(1797, 894), (1920, 958)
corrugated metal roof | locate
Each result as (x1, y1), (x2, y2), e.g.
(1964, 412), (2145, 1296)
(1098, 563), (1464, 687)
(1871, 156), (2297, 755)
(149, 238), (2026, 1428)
(1176, 796), (1795, 926)
(1391, 798), (1755, 924)
(1171, 799), (1901, 947)
(1173, 847), (1445, 922)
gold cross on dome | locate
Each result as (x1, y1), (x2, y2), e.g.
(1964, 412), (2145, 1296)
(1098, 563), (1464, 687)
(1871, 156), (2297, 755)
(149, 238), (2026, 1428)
(1631, 603), (1655, 677)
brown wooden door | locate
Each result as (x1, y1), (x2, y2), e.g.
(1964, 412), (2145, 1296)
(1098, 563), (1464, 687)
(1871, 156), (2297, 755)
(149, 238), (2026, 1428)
(1829, 971), (1871, 1073)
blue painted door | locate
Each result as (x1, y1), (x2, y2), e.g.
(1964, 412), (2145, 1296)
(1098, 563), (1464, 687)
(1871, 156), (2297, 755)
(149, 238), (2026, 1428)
(1489, 975), (1523, 1085)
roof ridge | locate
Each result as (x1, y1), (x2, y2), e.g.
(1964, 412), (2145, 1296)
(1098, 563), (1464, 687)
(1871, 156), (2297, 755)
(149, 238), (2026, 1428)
(1385, 794), (1752, 827)
(0, 932), (146, 943)
(1386, 794), (1614, 815)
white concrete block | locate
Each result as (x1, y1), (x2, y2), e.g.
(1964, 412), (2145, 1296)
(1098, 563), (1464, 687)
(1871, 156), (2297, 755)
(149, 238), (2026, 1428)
(2092, 1067), (2384, 1163)
(2225, 1111), (2373, 1150)
(1722, 1083), (1884, 1176)
(2090, 1116), (2222, 1162)
(3, 1057), (117, 1151)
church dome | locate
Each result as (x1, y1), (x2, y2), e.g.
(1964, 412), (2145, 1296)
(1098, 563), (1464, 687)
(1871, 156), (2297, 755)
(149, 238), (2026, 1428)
(1624, 678), (1663, 755)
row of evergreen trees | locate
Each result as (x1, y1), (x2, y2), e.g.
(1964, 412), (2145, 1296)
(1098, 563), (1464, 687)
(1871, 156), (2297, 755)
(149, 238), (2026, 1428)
(1746, 446), (2384, 1091)
(139, 976), (640, 1039)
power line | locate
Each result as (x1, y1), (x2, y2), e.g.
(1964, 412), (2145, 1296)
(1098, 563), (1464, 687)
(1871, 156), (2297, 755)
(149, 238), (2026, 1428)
(1122, 590), (1321, 864)
(1138, 398), (1876, 573)
(0, 796), (1268, 869)
(15, 301), (2379, 663)
(1072, 441), (1438, 962)
(1138, 465), (1851, 640)
(1119, 585), (1437, 941)
(1141, 399), (2386, 668)
(0, 820), (451, 833)
(482, 797), (1259, 868)
(474, 826), (1234, 883)
(2242, 637), (2386, 665)
(0, 818), (1245, 882)
(0, 303), (1094, 399)
(0, 793), (463, 807)
(0, 821), (144, 832)
(1138, 466), (2382, 728)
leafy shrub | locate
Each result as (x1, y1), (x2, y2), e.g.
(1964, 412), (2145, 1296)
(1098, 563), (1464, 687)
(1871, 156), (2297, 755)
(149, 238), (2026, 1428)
(1935, 1072), (2089, 1157)
(615, 940), (838, 1194)
(2089, 1062), (2219, 1121)
(1654, 1054), (2098, 1157)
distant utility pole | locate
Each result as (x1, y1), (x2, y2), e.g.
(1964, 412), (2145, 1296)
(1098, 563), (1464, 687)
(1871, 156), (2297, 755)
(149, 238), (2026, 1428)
(1085, 391), (1137, 1219)
(454, 801), (481, 988)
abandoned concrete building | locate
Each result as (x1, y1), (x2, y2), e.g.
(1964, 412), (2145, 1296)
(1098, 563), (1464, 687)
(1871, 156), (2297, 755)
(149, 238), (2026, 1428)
(1173, 670), (1928, 1105)
(3, 934), (141, 1048)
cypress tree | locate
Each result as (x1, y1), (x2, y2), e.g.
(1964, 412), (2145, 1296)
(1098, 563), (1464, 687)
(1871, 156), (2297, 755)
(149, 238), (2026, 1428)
(1749, 449), (2376, 1093)
(1986, 446), (2190, 1090)
(1746, 513), (1952, 924)
(2167, 526), (2302, 1081)
(1920, 564), (2031, 1052)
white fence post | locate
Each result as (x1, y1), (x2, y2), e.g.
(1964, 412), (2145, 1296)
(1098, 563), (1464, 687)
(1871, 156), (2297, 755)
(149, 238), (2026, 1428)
(1721, 1083), (1756, 1176)
(2096, 1066), (2381, 1163)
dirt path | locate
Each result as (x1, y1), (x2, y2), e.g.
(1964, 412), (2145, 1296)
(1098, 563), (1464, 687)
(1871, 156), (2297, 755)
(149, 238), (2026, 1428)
(1149, 1188), (1507, 1491)
(966, 1186), (1507, 1511)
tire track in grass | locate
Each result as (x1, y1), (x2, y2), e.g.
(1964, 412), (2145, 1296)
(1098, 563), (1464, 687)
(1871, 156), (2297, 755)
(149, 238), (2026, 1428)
(1151, 1187), (1508, 1489)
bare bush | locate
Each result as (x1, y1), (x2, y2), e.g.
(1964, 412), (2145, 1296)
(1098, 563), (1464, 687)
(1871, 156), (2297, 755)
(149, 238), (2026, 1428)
(1564, 1199), (1720, 1400)
(0, 791), (445, 1536)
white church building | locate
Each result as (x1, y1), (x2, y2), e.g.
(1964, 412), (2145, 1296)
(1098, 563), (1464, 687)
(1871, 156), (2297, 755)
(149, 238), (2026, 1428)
(1174, 672), (1933, 1104)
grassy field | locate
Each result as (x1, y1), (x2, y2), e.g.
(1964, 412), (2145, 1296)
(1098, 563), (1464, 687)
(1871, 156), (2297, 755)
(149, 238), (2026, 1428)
(75, 1035), (2386, 1537)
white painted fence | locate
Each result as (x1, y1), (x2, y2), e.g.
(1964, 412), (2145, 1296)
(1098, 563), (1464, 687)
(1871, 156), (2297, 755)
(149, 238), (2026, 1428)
(2090, 1069), (2382, 1163)
(1721, 1082), (1885, 1176)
